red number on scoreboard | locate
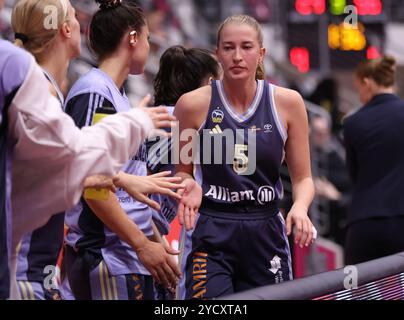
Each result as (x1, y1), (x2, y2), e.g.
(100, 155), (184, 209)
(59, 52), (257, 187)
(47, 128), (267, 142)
(290, 47), (310, 73)
(367, 46), (381, 59)
(353, 0), (382, 15)
(295, 0), (326, 15)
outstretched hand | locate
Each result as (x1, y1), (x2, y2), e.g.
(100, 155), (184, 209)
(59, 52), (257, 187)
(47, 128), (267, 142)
(138, 95), (177, 138)
(177, 178), (202, 231)
(113, 171), (185, 211)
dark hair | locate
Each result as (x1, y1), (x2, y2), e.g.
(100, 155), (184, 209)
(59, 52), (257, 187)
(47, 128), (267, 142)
(90, 0), (146, 60)
(153, 45), (220, 106)
(355, 55), (396, 87)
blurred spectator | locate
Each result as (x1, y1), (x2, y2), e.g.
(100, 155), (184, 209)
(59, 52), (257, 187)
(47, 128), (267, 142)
(67, 0), (99, 94)
(0, 0), (12, 40)
(344, 55), (404, 264)
(127, 0), (188, 105)
(246, 0), (273, 23)
(310, 115), (351, 246)
(307, 77), (343, 134)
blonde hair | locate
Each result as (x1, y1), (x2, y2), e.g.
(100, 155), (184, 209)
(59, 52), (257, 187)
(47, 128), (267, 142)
(12, 0), (68, 62)
(217, 14), (265, 80)
(355, 55), (396, 88)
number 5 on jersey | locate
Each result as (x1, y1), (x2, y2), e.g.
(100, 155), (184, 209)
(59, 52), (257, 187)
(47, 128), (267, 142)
(233, 144), (249, 175)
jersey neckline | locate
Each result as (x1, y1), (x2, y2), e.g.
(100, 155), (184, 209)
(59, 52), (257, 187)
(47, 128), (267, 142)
(216, 79), (264, 123)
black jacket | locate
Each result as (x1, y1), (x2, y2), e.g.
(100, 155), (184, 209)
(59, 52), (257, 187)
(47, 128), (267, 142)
(344, 93), (404, 225)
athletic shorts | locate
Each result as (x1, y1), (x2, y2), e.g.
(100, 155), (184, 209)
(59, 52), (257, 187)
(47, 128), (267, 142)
(64, 245), (154, 300)
(177, 210), (293, 300)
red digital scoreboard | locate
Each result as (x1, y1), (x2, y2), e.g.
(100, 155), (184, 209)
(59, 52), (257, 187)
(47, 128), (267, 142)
(288, 0), (385, 72)
(295, 0), (382, 16)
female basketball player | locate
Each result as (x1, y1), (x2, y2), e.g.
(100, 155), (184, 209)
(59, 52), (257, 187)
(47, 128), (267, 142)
(174, 15), (315, 299)
(12, 0), (83, 300)
(11, 0), (181, 300)
(63, 0), (181, 300)
(145, 45), (220, 299)
(147, 45), (220, 237)
(1, 33), (178, 301)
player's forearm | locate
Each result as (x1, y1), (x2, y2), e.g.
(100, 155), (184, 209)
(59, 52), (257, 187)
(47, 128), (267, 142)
(86, 193), (148, 251)
(150, 220), (164, 244)
(79, 108), (154, 174)
(291, 177), (315, 213)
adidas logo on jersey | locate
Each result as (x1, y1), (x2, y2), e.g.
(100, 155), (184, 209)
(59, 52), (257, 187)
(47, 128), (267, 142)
(209, 125), (223, 134)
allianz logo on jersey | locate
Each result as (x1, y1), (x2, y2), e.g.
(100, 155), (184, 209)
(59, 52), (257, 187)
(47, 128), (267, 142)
(205, 185), (276, 204)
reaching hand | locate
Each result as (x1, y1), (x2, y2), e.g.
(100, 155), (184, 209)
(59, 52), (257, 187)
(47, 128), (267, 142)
(177, 178), (202, 231)
(286, 205), (315, 248)
(136, 239), (181, 289)
(113, 171), (185, 211)
(138, 95), (177, 138)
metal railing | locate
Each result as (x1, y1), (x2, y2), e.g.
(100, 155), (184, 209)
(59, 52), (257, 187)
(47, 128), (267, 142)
(220, 252), (404, 300)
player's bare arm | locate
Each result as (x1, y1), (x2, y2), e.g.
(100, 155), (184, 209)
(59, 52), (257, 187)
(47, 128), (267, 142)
(275, 87), (315, 247)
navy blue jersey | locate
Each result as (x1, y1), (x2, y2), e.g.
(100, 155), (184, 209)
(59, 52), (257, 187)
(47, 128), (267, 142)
(197, 80), (287, 213)
(146, 106), (175, 175)
(64, 68), (152, 276)
(146, 106), (177, 235)
(0, 40), (31, 299)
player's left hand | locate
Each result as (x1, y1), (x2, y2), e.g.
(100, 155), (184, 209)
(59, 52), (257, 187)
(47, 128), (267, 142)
(113, 171), (185, 211)
(286, 205), (315, 248)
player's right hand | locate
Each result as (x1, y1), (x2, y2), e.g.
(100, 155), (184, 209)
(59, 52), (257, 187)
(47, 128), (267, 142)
(136, 239), (181, 289)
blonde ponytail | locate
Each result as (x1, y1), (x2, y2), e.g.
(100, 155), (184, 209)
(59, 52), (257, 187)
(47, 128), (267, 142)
(256, 61), (265, 80)
(14, 38), (25, 48)
(11, 0), (67, 62)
